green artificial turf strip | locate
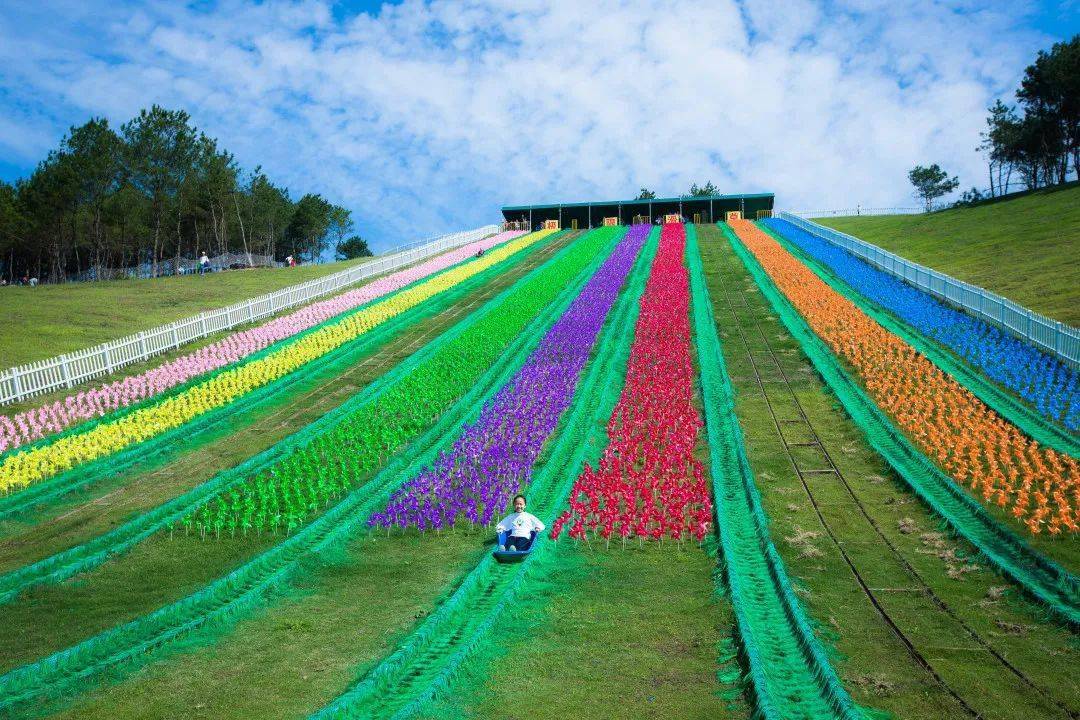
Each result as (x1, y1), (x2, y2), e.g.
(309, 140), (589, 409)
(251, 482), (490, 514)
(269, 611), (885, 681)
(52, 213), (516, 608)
(814, 184), (1080, 327)
(0, 258), (372, 368)
(697, 224), (1078, 720)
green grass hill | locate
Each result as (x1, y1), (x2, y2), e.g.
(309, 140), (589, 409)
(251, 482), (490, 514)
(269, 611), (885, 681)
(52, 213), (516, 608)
(815, 183), (1080, 327)
(0, 258), (369, 369)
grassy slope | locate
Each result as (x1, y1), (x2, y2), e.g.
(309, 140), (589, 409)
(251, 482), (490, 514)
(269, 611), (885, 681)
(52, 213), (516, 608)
(0, 257), (369, 368)
(0, 235), (572, 570)
(0, 235), (576, 673)
(698, 224), (1078, 720)
(815, 184), (1080, 327)
(40, 229), (731, 720)
(419, 543), (733, 720)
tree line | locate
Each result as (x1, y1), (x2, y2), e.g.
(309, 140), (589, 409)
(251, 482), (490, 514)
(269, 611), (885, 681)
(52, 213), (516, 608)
(0, 105), (370, 283)
(635, 181), (720, 200)
(909, 36), (1077, 210)
(979, 35), (1078, 197)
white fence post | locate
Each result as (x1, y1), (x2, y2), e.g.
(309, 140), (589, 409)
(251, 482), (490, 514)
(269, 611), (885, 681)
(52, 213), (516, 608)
(60, 357), (73, 389)
(10, 369), (23, 403)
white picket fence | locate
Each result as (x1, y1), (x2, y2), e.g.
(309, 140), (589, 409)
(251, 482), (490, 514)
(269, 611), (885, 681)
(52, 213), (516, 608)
(0, 224), (500, 406)
(775, 211), (1080, 370)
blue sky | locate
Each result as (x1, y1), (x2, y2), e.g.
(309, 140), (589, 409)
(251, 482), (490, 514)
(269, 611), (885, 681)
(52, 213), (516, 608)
(0, 0), (1075, 252)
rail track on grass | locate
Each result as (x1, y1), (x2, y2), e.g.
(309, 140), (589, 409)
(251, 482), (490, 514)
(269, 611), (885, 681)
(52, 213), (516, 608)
(678, 227), (862, 719)
(722, 223), (1080, 628)
(707, 225), (1077, 719)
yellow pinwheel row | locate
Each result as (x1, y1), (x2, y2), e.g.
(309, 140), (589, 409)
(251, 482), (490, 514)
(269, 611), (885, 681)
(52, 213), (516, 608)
(0, 230), (554, 494)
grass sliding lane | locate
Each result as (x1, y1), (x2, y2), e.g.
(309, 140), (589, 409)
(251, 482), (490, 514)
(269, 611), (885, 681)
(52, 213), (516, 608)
(723, 222), (1080, 626)
(0, 228), (625, 714)
(416, 545), (733, 720)
(309, 227), (656, 720)
(0, 231), (555, 520)
(0, 230), (554, 499)
(687, 225), (866, 720)
(699, 223), (1078, 718)
(413, 224), (733, 720)
(759, 220), (1078, 453)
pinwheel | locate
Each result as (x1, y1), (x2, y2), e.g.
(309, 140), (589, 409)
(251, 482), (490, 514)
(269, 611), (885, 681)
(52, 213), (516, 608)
(764, 218), (1078, 431)
(0, 231), (551, 495)
(369, 225), (650, 532)
(553, 223), (712, 546)
(0, 231), (528, 455)
(730, 219), (1079, 535)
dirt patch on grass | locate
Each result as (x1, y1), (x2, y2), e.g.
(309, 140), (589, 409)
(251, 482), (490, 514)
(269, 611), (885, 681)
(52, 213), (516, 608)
(849, 673), (898, 697)
(785, 526), (823, 558)
(918, 532), (980, 580)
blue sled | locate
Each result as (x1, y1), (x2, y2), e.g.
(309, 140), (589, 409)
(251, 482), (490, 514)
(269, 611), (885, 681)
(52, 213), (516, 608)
(493, 530), (537, 564)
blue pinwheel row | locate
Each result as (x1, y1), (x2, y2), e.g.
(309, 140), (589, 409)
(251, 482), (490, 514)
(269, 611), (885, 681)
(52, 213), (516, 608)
(369, 224), (652, 531)
(764, 218), (1079, 431)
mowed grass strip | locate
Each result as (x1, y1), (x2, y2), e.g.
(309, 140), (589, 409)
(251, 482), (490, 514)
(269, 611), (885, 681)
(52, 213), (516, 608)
(0, 234), (578, 673)
(0, 258), (371, 369)
(815, 183), (1080, 327)
(0, 234), (573, 573)
(699, 224), (1078, 719)
(417, 544), (733, 720)
(36, 532), (485, 720)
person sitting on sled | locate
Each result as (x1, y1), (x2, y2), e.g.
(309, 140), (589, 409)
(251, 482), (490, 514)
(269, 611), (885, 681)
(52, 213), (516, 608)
(496, 494), (544, 551)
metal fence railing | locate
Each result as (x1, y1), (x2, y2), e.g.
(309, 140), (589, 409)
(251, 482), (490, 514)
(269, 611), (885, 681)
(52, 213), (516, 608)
(0, 224), (500, 406)
(774, 211), (1080, 370)
(788, 207), (926, 218)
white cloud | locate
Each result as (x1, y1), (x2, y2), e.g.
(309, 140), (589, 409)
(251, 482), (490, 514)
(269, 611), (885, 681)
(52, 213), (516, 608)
(0, 0), (1052, 249)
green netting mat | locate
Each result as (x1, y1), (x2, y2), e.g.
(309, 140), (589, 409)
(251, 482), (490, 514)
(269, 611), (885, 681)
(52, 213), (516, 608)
(722, 224), (1080, 628)
(687, 225), (866, 720)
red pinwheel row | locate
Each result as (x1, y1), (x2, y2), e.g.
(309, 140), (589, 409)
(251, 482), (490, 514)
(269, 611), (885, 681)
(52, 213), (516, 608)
(552, 223), (712, 545)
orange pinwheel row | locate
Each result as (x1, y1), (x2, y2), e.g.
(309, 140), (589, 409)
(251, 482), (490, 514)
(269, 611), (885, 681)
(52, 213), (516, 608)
(729, 219), (1078, 536)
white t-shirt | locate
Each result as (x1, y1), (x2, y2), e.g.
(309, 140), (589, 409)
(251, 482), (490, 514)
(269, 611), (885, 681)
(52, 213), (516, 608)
(496, 511), (545, 538)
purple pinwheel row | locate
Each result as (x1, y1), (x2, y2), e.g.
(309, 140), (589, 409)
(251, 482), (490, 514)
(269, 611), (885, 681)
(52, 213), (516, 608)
(369, 225), (651, 532)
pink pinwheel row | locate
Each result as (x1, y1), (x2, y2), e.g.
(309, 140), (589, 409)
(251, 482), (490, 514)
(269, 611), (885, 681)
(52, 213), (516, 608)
(0, 231), (525, 453)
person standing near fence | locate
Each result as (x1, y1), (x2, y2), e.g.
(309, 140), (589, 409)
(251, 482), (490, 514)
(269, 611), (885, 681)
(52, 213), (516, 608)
(199, 252), (211, 275)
